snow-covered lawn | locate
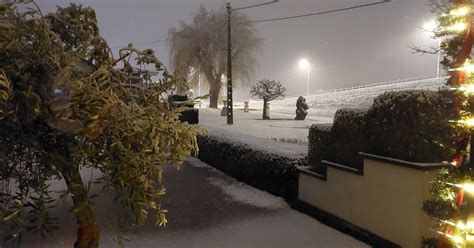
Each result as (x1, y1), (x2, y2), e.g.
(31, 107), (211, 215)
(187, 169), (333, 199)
(199, 77), (446, 141)
(199, 108), (331, 141)
(240, 76), (446, 118)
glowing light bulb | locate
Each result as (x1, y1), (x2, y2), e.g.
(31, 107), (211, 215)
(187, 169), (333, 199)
(458, 119), (474, 127)
(452, 235), (464, 244)
(450, 7), (470, 16)
(462, 183), (474, 192)
(447, 22), (467, 32)
(459, 84), (474, 93)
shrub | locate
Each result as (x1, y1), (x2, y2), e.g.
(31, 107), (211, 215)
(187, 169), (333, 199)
(197, 129), (307, 204)
(308, 109), (366, 171)
(364, 90), (458, 162)
(307, 123), (332, 172)
(330, 108), (367, 170)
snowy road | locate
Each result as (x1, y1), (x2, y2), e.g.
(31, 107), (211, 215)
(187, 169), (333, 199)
(3, 157), (368, 248)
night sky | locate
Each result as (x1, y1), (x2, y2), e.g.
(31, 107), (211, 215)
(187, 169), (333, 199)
(37, 0), (437, 100)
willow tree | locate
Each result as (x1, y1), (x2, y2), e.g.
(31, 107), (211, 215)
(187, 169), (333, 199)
(0, 2), (200, 247)
(168, 5), (262, 108)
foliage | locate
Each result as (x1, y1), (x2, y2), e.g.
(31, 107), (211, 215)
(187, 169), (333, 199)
(307, 124), (332, 174)
(364, 90), (459, 162)
(168, 5), (262, 108)
(197, 132), (305, 204)
(0, 1), (201, 247)
(270, 137), (308, 146)
(420, 0), (474, 246)
(250, 79), (286, 102)
(307, 109), (366, 172)
(250, 79), (286, 119)
(330, 108), (366, 170)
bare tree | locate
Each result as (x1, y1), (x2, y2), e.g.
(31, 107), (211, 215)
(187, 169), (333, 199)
(250, 79), (286, 119)
(168, 5), (262, 108)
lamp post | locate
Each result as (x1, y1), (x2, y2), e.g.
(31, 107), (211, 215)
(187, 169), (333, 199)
(423, 20), (442, 78)
(226, 0), (278, 125)
(299, 58), (310, 96)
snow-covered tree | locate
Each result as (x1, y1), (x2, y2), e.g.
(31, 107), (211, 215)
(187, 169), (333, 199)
(168, 6), (262, 108)
(250, 79), (286, 119)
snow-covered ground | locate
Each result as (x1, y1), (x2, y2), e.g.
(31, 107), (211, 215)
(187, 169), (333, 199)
(199, 77), (447, 141)
(199, 108), (331, 141)
(2, 157), (368, 248)
(238, 76), (446, 118)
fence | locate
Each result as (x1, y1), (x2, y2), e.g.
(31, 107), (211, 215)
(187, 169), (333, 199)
(283, 75), (445, 100)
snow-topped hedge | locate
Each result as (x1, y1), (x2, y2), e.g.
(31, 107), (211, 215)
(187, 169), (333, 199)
(308, 123), (332, 173)
(364, 90), (457, 162)
(308, 109), (366, 171)
(331, 108), (366, 169)
(197, 128), (307, 204)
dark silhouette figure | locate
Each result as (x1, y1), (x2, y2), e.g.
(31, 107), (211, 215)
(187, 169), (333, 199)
(295, 96), (309, 120)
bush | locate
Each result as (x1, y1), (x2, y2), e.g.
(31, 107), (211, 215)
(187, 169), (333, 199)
(330, 108), (367, 170)
(307, 109), (366, 171)
(364, 90), (458, 162)
(197, 129), (307, 204)
(308, 123), (332, 172)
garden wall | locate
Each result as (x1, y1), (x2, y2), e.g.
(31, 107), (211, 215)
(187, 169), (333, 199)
(197, 127), (307, 204)
(298, 153), (445, 247)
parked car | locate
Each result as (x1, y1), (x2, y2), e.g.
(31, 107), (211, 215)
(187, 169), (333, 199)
(168, 94), (199, 124)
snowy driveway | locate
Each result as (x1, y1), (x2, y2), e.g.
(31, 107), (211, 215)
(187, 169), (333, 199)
(7, 157), (368, 248)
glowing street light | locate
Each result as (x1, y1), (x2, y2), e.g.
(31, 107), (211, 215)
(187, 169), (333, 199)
(423, 20), (441, 78)
(423, 20), (437, 32)
(299, 58), (310, 96)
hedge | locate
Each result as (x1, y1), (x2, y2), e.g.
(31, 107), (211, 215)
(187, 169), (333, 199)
(330, 108), (366, 170)
(197, 128), (307, 204)
(364, 90), (458, 162)
(308, 123), (332, 172)
(308, 109), (366, 171)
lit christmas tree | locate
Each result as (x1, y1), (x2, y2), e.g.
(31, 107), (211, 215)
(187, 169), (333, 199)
(422, 1), (474, 247)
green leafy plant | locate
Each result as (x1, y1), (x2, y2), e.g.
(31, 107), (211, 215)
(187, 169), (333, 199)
(0, 1), (201, 247)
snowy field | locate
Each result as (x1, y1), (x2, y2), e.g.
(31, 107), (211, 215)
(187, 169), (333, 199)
(200, 77), (446, 141)
(238, 76), (446, 118)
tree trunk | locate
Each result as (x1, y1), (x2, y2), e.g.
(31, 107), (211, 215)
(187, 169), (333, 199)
(262, 99), (269, 119)
(61, 164), (100, 248)
(209, 80), (221, 108)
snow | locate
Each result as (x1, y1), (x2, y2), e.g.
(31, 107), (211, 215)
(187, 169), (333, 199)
(2, 156), (369, 247)
(189, 157), (290, 210)
(199, 77), (447, 141)
(206, 176), (289, 210)
(203, 126), (307, 158)
(188, 157), (289, 211)
(244, 76), (446, 118)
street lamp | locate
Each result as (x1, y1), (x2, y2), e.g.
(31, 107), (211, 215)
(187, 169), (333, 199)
(423, 20), (442, 78)
(226, 0), (278, 125)
(299, 58), (310, 96)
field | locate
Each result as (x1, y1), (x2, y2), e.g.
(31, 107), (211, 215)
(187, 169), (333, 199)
(243, 76), (446, 118)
